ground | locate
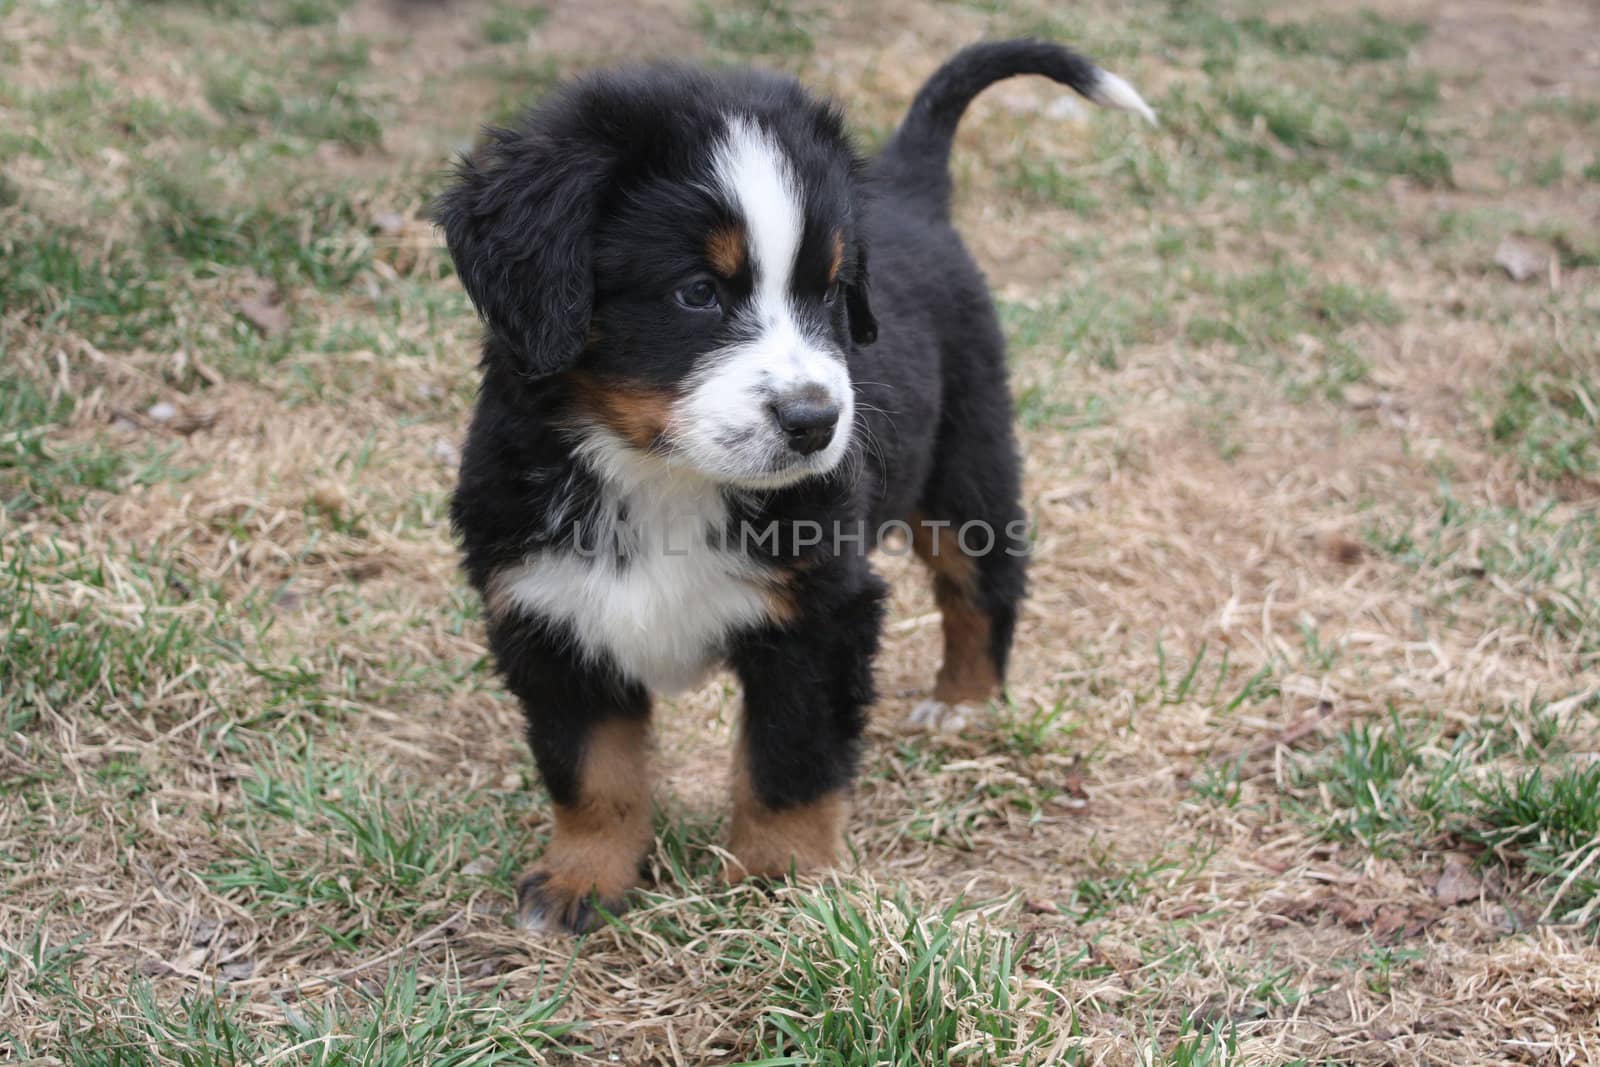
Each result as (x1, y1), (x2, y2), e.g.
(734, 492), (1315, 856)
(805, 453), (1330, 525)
(2, 0), (1598, 1063)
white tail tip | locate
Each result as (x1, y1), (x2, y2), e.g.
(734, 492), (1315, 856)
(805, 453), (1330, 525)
(1091, 69), (1158, 126)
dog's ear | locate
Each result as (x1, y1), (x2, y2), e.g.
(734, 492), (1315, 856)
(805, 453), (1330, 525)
(433, 131), (609, 379)
(845, 240), (878, 346)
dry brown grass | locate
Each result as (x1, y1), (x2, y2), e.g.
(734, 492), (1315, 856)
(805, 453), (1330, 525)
(3, 0), (1599, 1063)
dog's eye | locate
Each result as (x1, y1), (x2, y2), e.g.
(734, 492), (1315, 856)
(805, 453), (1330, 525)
(823, 281), (843, 307)
(675, 280), (719, 311)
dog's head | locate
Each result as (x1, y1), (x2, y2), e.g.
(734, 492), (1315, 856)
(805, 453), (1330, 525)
(434, 66), (876, 490)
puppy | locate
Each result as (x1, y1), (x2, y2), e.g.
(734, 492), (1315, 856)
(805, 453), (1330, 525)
(435, 39), (1153, 933)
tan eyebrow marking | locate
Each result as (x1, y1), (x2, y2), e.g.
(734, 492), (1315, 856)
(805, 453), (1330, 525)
(707, 223), (747, 278)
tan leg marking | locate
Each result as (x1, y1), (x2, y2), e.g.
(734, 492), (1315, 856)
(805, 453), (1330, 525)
(724, 761), (845, 883)
(928, 585), (1000, 703)
(908, 513), (1001, 705)
(520, 718), (653, 932)
(828, 230), (845, 284)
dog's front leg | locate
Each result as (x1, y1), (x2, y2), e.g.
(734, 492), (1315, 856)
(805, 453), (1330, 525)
(724, 577), (885, 881)
(487, 614), (654, 934)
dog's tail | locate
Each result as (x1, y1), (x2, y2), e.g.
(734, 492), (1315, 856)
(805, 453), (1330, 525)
(878, 39), (1155, 216)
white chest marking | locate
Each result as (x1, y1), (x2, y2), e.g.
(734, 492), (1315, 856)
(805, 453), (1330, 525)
(492, 436), (778, 696)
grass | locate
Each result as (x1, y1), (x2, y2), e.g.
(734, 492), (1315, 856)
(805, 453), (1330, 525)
(146, 177), (374, 289)
(482, 3), (547, 44)
(1060, 848), (1201, 924)
(1369, 498), (1600, 651)
(1286, 711), (1429, 853)
(20, 964), (582, 1065)
(1002, 288), (1169, 372)
(4, 0), (1600, 1061)
(2, 540), (215, 723)
(1468, 763), (1600, 926)
(203, 66), (383, 151)
(739, 886), (1249, 1066)
(1279, 696), (1600, 922)
(1490, 366), (1599, 482)
(0, 235), (178, 352)
(747, 890), (1060, 1062)
(1181, 265), (1397, 401)
(207, 751), (533, 934)
(1162, 6), (1426, 65)
(1003, 157), (1103, 214)
(699, 0), (813, 60)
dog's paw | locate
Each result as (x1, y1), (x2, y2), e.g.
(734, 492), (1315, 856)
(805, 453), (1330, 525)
(906, 699), (984, 733)
(725, 792), (845, 884)
(723, 839), (835, 885)
(516, 869), (628, 935)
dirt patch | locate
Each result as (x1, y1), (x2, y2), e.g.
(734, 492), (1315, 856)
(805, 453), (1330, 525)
(1408, 0), (1600, 106)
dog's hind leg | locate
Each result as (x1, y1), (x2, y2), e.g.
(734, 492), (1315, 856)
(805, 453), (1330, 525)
(905, 402), (1028, 733)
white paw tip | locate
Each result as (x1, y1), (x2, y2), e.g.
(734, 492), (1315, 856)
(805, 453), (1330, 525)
(907, 700), (980, 734)
(1091, 69), (1158, 126)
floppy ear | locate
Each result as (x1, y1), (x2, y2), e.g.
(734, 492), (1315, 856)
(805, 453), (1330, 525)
(845, 240), (878, 346)
(433, 131), (609, 379)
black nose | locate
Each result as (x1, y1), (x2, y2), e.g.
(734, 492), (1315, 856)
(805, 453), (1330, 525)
(769, 394), (839, 456)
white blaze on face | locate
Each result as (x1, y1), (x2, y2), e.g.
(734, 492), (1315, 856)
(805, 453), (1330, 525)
(671, 114), (854, 489)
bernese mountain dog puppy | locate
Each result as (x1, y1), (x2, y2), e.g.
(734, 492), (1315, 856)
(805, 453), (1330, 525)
(434, 39), (1153, 933)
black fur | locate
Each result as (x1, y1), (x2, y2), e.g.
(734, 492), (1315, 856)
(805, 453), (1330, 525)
(437, 39), (1139, 930)
(730, 574), (887, 811)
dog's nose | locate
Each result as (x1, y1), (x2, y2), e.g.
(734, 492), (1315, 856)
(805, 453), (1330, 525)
(769, 393), (839, 456)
